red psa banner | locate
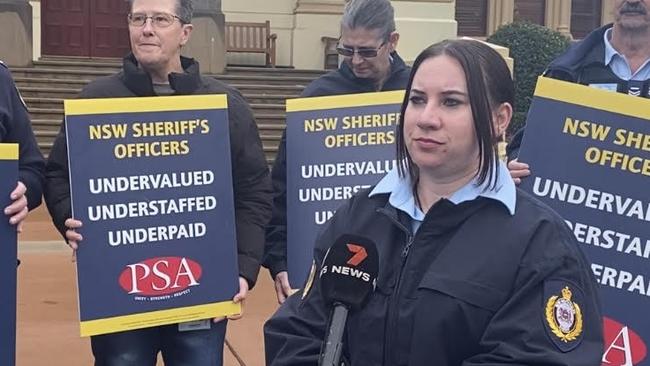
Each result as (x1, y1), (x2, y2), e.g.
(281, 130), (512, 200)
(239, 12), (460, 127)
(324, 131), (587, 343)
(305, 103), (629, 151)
(602, 317), (648, 366)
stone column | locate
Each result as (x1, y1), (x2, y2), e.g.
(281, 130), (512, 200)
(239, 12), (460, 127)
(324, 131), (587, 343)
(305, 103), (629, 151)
(602, 0), (614, 25)
(487, 0), (514, 35)
(0, 0), (32, 66)
(545, 0), (571, 37)
(291, 0), (345, 69)
(183, 0), (226, 74)
(392, 0), (455, 63)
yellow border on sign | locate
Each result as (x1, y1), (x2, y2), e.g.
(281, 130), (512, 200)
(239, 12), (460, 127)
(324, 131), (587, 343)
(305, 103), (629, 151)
(534, 77), (650, 121)
(286, 90), (405, 112)
(65, 94), (228, 116)
(80, 300), (240, 337)
(0, 144), (18, 160)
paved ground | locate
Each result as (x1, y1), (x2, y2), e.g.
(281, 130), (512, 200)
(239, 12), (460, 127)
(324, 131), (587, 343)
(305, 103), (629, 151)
(15, 206), (281, 366)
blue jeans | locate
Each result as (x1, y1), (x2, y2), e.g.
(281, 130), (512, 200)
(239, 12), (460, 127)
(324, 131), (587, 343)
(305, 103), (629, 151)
(91, 320), (227, 366)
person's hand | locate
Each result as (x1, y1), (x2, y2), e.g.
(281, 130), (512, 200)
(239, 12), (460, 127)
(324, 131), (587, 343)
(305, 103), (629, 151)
(4, 182), (28, 232)
(64, 218), (83, 251)
(213, 277), (249, 323)
(508, 158), (531, 185)
(274, 271), (292, 304)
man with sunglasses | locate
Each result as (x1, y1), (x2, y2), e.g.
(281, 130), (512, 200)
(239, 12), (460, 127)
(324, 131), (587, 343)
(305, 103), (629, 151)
(44, 0), (272, 365)
(263, 0), (411, 304)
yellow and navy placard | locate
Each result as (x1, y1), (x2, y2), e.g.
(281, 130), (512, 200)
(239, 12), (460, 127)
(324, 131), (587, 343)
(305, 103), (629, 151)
(0, 143), (18, 366)
(286, 91), (404, 287)
(519, 77), (650, 363)
(65, 95), (240, 337)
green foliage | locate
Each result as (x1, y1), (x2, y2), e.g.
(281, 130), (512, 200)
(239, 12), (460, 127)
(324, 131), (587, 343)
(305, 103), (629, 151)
(487, 21), (571, 136)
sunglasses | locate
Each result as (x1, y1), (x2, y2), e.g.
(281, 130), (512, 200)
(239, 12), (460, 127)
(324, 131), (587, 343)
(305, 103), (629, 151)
(336, 42), (387, 58)
(128, 13), (185, 28)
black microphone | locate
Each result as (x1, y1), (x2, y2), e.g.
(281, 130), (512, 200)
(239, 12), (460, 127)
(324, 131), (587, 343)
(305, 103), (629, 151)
(318, 234), (379, 366)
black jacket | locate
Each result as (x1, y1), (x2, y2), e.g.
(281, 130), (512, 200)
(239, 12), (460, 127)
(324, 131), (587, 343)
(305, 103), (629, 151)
(264, 188), (603, 365)
(44, 54), (273, 287)
(262, 53), (411, 277)
(508, 24), (650, 159)
(0, 62), (44, 210)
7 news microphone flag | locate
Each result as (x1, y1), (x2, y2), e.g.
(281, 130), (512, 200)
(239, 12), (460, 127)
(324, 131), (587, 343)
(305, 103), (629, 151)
(318, 234), (379, 366)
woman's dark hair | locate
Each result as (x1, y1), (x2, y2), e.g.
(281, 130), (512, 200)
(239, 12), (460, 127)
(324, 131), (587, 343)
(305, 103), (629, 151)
(396, 39), (514, 188)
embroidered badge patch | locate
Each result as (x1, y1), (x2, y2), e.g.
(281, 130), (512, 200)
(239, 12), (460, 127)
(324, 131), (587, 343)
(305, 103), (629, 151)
(302, 260), (317, 300)
(543, 280), (584, 352)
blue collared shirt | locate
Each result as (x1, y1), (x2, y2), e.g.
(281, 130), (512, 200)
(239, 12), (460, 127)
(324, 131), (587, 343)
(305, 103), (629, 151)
(369, 161), (516, 234)
(603, 28), (650, 81)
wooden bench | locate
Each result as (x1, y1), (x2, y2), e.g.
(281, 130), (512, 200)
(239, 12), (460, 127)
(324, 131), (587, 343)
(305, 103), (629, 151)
(225, 21), (277, 67)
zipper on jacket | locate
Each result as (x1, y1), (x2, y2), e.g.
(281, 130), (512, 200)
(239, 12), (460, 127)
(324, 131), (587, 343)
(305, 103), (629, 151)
(377, 207), (414, 365)
(384, 233), (414, 365)
(401, 235), (414, 258)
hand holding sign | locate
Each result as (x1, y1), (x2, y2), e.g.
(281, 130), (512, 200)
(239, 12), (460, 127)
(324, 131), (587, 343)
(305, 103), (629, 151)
(4, 181), (27, 231)
(507, 159), (530, 185)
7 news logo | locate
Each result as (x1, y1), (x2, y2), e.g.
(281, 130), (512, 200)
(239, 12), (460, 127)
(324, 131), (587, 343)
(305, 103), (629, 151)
(320, 242), (371, 282)
(346, 244), (368, 266)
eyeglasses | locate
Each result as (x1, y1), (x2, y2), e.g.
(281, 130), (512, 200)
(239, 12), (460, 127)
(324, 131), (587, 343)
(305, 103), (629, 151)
(336, 42), (387, 58)
(127, 13), (185, 28)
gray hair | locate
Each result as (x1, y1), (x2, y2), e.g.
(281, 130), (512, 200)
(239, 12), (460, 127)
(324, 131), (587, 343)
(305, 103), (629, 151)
(341, 0), (396, 40)
(127, 0), (193, 24)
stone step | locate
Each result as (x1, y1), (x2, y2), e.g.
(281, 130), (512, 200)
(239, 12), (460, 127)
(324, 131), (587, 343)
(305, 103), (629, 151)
(12, 69), (314, 87)
(23, 96), (288, 112)
(17, 85), (303, 100)
(18, 86), (81, 99)
(216, 74), (315, 87)
(33, 59), (122, 72)
(14, 77), (92, 89)
(27, 104), (285, 120)
(10, 68), (112, 79)
(225, 66), (325, 79)
(34, 58), (325, 78)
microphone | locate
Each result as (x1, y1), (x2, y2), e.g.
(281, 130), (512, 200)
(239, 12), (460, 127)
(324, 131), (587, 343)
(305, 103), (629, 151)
(318, 234), (379, 366)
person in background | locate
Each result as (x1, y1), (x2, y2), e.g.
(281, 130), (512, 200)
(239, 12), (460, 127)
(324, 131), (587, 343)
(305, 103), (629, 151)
(263, 0), (411, 303)
(264, 39), (603, 366)
(44, 0), (272, 364)
(508, 0), (650, 182)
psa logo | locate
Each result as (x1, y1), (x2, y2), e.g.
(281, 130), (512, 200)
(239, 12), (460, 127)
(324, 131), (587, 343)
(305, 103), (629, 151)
(602, 317), (647, 366)
(346, 244), (368, 266)
(118, 257), (202, 297)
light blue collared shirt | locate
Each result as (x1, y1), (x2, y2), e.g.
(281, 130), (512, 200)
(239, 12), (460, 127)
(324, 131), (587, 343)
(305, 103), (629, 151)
(369, 161), (516, 234)
(603, 28), (650, 81)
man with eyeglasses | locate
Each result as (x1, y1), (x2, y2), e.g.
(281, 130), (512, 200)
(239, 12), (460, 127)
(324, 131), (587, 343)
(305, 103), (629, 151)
(44, 0), (272, 365)
(263, 0), (411, 304)
(508, 0), (650, 182)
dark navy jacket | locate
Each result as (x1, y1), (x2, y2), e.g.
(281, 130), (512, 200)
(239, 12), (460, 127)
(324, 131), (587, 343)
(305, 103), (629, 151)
(508, 23), (650, 159)
(262, 53), (411, 278)
(264, 188), (603, 365)
(0, 62), (44, 210)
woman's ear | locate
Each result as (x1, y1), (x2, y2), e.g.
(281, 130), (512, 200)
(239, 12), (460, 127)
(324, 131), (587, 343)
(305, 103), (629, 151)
(493, 102), (513, 138)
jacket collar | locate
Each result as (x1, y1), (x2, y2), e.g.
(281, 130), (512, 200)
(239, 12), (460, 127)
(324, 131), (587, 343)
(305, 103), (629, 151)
(120, 53), (203, 96)
(546, 24), (612, 79)
(338, 51), (408, 89)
